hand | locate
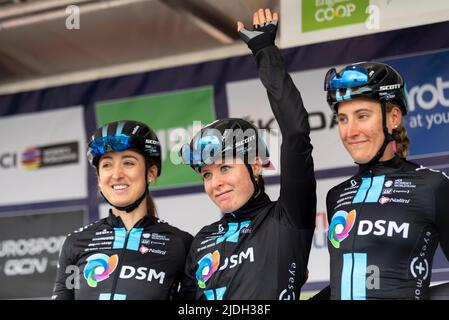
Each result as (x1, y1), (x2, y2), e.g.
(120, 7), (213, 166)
(237, 8), (279, 55)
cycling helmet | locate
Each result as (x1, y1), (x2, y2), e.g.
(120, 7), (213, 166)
(180, 118), (270, 173)
(325, 61), (408, 114)
(87, 120), (161, 176)
(87, 120), (162, 213)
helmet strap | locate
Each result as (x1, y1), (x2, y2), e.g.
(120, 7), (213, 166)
(245, 163), (261, 201)
(355, 100), (395, 166)
(100, 188), (148, 213)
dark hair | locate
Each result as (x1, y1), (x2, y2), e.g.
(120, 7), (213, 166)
(145, 192), (158, 218)
(386, 102), (410, 158)
(145, 159), (158, 218)
(256, 175), (265, 193)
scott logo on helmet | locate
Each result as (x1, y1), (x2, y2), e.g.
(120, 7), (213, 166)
(235, 135), (256, 148)
(379, 84), (401, 91)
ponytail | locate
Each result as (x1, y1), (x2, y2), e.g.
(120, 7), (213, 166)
(145, 193), (158, 218)
(387, 102), (410, 158)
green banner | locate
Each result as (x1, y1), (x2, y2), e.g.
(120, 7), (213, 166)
(302, 0), (370, 32)
(95, 87), (215, 189)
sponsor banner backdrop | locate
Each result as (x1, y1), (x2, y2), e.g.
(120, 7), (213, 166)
(227, 48), (449, 172)
(95, 87), (216, 189)
(281, 0), (449, 48)
(226, 68), (355, 172)
(0, 107), (87, 206)
(385, 50), (449, 157)
(0, 209), (85, 299)
(301, 0), (370, 32)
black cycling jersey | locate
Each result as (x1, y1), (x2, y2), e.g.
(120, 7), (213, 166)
(52, 211), (192, 300)
(327, 156), (449, 299)
(180, 46), (316, 300)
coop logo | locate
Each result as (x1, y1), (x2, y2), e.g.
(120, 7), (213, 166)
(314, 2), (357, 23)
(328, 209), (356, 249)
(196, 250), (220, 289)
(83, 253), (118, 288)
(21, 141), (79, 170)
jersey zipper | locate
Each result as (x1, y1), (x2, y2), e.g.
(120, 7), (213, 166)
(208, 217), (242, 300)
(109, 229), (130, 300)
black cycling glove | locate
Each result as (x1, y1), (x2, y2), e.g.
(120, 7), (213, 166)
(238, 20), (278, 55)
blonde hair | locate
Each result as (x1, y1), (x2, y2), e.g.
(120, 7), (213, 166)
(386, 102), (410, 158)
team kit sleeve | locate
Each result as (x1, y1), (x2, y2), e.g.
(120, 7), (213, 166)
(435, 173), (449, 260)
(178, 239), (198, 300)
(239, 16), (316, 230)
(255, 45), (317, 230)
(52, 236), (75, 300)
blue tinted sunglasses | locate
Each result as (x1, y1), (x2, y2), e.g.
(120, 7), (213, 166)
(180, 134), (222, 166)
(325, 65), (369, 90)
(88, 134), (133, 158)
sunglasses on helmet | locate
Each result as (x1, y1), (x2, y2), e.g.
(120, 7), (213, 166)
(88, 134), (134, 159)
(180, 134), (223, 167)
(324, 65), (369, 91)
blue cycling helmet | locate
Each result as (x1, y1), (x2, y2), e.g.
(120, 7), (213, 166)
(324, 61), (409, 165)
(325, 61), (408, 115)
(180, 118), (270, 173)
(87, 120), (162, 176)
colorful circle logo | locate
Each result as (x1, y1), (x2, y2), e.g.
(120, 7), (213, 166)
(196, 250), (220, 289)
(328, 209), (356, 248)
(83, 253), (119, 288)
(21, 147), (41, 170)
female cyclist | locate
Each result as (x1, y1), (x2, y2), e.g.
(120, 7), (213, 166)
(324, 61), (449, 299)
(179, 9), (316, 300)
(52, 120), (192, 300)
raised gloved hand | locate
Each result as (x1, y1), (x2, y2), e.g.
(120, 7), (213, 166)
(237, 8), (279, 55)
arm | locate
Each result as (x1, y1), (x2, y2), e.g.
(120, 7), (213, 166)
(178, 244), (197, 300)
(52, 236), (75, 300)
(239, 9), (316, 229)
(435, 172), (449, 261)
